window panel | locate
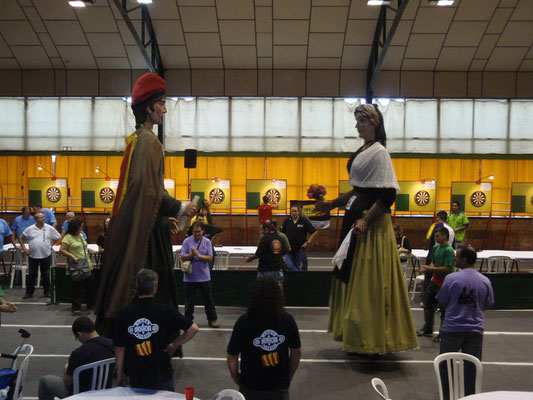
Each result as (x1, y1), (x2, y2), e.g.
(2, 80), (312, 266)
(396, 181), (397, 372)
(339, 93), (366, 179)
(440, 100), (473, 139)
(473, 100), (507, 139)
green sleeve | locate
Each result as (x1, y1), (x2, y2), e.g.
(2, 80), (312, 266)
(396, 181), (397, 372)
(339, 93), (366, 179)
(158, 192), (182, 217)
(462, 213), (469, 225)
(0, 285), (4, 297)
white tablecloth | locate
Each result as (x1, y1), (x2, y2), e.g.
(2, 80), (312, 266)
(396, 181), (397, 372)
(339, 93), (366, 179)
(460, 391), (533, 399)
(64, 387), (201, 399)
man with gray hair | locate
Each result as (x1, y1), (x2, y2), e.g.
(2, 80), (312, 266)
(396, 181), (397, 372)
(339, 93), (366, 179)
(19, 212), (61, 299)
(114, 269), (199, 391)
(60, 212), (87, 241)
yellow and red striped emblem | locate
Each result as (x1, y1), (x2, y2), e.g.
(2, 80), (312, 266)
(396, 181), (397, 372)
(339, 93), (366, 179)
(261, 351), (280, 367)
(135, 340), (153, 356)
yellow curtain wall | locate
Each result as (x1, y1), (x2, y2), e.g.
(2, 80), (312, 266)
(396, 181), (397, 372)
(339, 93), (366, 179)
(1, 155), (532, 216)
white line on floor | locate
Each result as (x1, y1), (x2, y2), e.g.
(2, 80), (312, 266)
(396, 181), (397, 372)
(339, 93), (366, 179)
(3, 325), (533, 336)
(22, 354), (533, 366)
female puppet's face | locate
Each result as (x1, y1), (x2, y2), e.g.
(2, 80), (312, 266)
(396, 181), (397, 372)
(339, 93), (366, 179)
(355, 113), (376, 143)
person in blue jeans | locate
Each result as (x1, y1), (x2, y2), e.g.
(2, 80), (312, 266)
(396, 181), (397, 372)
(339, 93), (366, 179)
(281, 205), (317, 271)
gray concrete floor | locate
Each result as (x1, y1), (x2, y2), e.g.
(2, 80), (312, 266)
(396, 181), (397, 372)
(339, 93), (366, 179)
(1, 285), (533, 400)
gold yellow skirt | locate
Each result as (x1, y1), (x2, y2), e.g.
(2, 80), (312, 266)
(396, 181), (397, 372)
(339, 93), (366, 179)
(328, 213), (419, 354)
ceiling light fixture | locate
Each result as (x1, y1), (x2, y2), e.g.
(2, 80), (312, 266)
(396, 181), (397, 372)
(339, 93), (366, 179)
(68, 0), (94, 7)
(367, 0), (391, 5)
(429, 0), (455, 5)
(137, 0), (153, 3)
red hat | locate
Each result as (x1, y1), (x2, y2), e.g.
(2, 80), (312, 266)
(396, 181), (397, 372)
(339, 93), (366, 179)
(131, 73), (165, 107)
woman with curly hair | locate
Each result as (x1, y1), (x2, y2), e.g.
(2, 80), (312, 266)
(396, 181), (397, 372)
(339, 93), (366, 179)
(318, 104), (418, 354)
(227, 276), (301, 400)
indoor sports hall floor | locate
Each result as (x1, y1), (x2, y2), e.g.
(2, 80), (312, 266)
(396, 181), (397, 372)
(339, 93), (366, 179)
(1, 285), (532, 400)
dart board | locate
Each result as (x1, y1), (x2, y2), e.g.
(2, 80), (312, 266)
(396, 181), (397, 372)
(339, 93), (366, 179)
(99, 187), (115, 203)
(209, 188), (225, 204)
(46, 186), (61, 203)
(414, 190), (430, 206)
(470, 191), (486, 208)
(265, 188), (281, 204)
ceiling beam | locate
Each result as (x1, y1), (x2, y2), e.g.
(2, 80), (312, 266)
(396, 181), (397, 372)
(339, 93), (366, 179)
(366, 0), (410, 103)
(111, 0), (165, 142)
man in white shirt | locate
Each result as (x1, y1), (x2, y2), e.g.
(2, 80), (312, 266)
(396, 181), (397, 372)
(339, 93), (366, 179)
(19, 213), (61, 299)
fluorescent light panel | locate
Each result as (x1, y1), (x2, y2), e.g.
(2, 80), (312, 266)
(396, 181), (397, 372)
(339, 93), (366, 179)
(429, 0), (455, 5)
(137, 0), (153, 3)
(69, 1), (86, 6)
(367, 0), (391, 5)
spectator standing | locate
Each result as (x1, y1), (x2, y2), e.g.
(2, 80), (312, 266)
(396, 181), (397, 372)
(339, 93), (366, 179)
(181, 222), (219, 328)
(32, 203), (57, 228)
(114, 269), (199, 390)
(423, 211), (455, 303)
(393, 223), (411, 276)
(270, 219), (291, 254)
(96, 218), (110, 254)
(280, 205), (317, 271)
(0, 218), (16, 254)
(436, 246), (494, 399)
(60, 218), (96, 314)
(227, 275), (301, 400)
(38, 317), (114, 400)
(418, 227), (455, 340)
(447, 201), (469, 249)
(19, 213), (61, 299)
(258, 195), (278, 224)
(60, 212), (87, 242)
(246, 221), (289, 286)
(11, 206), (35, 240)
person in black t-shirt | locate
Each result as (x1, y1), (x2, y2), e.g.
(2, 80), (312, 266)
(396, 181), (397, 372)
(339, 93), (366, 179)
(227, 275), (301, 400)
(280, 205), (317, 271)
(38, 317), (114, 400)
(246, 221), (289, 286)
(114, 269), (199, 391)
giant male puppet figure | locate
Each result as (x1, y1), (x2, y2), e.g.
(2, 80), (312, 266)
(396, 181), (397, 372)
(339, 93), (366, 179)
(95, 73), (197, 337)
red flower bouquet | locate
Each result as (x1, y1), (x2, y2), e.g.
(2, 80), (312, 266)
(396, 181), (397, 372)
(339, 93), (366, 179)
(307, 184), (327, 202)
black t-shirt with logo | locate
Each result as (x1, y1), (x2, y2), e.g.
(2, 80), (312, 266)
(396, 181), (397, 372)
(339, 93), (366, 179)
(280, 216), (316, 248)
(227, 312), (301, 390)
(255, 233), (286, 272)
(66, 336), (115, 394)
(114, 297), (193, 388)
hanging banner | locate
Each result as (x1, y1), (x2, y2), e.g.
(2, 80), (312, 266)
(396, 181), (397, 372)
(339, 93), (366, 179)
(511, 183), (533, 213)
(395, 181), (437, 212)
(246, 179), (287, 210)
(451, 182), (492, 213)
(290, 200), (330, 230)
(164, 179), (176, 198)
(190, 179), (231, 210)
(28, 178), (68, 208)
(81, 178), (119, 208)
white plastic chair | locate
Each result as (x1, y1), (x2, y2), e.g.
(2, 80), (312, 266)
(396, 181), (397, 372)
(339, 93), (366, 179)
(72, 357), (115, 394)
(434, 352), (482, 400)
(213, 251), (230, 270)
(371, 377), (391, 399)
(214, 389), (246, 400)
(486, 256), (514, 273)
(410, 274), (425, 300)
(11, 344), (34, 400)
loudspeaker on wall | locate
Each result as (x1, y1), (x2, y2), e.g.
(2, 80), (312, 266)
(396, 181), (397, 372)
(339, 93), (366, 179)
(184, 149), (197, 169)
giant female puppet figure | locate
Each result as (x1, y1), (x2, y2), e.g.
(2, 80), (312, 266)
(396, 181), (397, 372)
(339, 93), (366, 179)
(95, 73), (197, 337)
(319, 104), (418, 354)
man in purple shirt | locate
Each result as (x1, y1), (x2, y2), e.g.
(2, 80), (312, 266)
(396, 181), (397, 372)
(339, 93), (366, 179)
(181, 222), (218, 328)
(436, 246), (494, 398)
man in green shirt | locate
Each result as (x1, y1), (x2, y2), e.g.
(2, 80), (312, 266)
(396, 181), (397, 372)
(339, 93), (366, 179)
(418, 227), (455, 340)
(447, 201), (469, 249)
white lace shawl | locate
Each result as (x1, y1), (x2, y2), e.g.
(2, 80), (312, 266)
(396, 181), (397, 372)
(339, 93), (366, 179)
(349, 143), (400, 192)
